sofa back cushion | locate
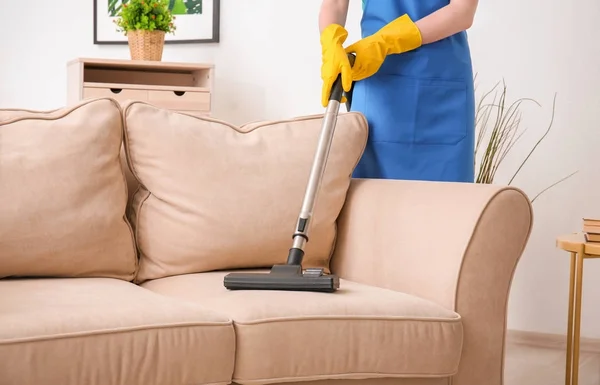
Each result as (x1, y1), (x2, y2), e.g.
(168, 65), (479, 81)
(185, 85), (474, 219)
(122, 102), (368, 283)
(0, 98), (137, 280)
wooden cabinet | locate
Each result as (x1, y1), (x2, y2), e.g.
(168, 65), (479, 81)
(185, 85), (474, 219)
(67, 57), (214, 116)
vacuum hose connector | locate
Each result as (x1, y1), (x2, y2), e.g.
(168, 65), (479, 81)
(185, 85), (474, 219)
(286, 247), (305, 265)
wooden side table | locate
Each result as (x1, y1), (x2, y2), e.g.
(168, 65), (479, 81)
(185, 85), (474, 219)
(556, 233), (600, 385)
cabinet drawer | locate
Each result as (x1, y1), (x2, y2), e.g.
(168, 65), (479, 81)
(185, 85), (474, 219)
(148, 90), (210, 111)
(83, 87), (148, 102)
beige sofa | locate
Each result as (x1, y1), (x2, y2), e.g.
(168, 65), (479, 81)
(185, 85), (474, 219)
(0, 98), (533, 385)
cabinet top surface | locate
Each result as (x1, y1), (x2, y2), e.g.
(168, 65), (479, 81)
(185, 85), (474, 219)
(67, 57), (214, 71)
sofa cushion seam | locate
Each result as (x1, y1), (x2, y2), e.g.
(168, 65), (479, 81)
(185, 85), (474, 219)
(233, 370), (459, 384)
(0, 321), (234, 345)
(232, 314), (462, 325)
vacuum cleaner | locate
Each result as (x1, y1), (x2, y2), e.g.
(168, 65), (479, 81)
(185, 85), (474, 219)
(223, 54), (356, 293)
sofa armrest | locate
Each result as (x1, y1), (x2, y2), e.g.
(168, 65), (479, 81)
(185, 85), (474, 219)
(330, 178), (533, 385)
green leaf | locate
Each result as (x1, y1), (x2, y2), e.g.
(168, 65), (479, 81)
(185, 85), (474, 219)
(171, 0), (187, 14)
(184, 0), (202, 14)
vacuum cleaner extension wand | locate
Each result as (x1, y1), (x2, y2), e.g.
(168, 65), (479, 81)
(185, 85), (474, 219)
(223, 54), (356, 293)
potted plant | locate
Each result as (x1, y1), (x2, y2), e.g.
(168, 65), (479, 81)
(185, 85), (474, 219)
(114, 0), (176, 61)
(474, 78), (577, 203)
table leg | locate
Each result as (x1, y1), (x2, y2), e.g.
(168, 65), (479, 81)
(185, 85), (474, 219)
(571, 253), (585, 385)
(565, 252), (576, 385)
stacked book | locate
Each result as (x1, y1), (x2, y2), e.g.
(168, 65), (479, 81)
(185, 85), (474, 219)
(583, 218), (600, 242)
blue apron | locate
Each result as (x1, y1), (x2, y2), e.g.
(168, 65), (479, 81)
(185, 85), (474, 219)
(351, 0), (475, 183)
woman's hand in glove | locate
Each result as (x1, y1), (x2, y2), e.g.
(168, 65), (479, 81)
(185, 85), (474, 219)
(345, 14), (422, 81)
(320, 24), (353, 107)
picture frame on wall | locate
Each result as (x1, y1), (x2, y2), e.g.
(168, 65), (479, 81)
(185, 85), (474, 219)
(94, 0), (220, 44)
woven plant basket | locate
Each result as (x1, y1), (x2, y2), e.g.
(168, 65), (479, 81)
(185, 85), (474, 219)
(127, 30), (166, 61)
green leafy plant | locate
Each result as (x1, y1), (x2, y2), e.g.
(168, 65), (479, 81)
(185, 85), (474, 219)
(474, 77), (577, 203)
(108, 0), (201, 17)
(114, 0), (176, 34)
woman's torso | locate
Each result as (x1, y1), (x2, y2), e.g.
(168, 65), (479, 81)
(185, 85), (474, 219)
(361, 0), (473, 81)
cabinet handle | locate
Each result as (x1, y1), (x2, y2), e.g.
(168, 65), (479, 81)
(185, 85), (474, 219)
(174, 91), (186, 96)
(110, 88), (123, 94)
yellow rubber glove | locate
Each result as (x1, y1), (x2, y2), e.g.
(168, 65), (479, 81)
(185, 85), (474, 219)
(345, 14), (422, 81)
(320, 24), (353, 107)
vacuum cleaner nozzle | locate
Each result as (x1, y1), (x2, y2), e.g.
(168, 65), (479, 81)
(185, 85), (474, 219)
(224, 263), (340, 293)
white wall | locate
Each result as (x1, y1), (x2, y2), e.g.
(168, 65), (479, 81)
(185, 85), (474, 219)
(1, 0), (599, 337)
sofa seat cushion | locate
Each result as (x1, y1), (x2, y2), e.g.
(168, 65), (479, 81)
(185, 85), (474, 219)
(141, 271), (463, 384)
(0, 278), (235, 385)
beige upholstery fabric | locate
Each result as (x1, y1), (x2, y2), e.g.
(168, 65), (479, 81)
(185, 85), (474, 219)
(265, 379), (450, 385)
(0, 277), (235, 385)
(0, 107), (59, 121)
(141, 271), (463, 384)
(0, 98), (137, 280)
(122, 102), (368, 282)
(331, 179), (533, 385)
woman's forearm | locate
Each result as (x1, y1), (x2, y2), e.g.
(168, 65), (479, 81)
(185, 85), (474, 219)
(319, 0), (350, 32)
(415, 0), (479, 45)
